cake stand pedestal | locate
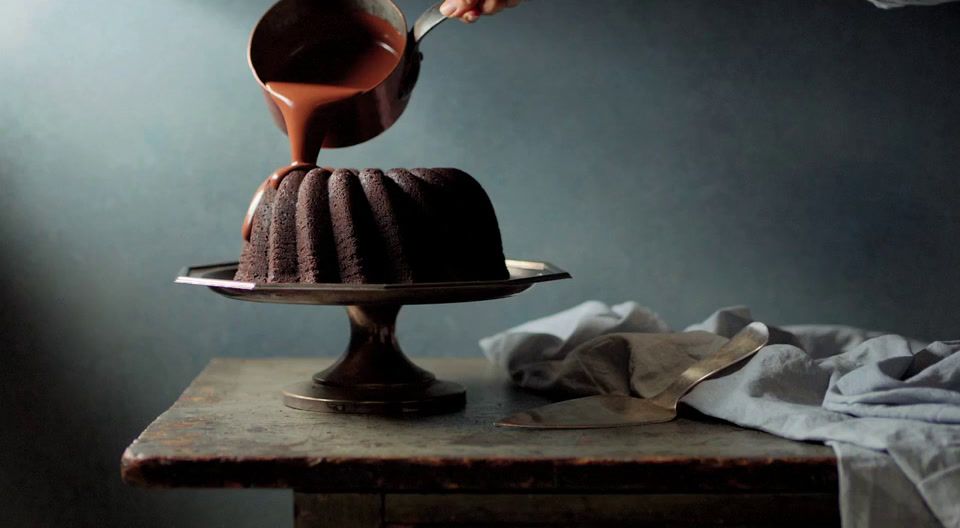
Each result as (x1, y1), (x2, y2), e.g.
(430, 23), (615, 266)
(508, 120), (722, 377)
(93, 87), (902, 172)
(176, 260), (570, 415)
(284, 304), (467, 414)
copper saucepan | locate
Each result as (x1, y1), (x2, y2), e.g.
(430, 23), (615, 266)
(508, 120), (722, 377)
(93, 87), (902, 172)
(248, 0), (447, 149)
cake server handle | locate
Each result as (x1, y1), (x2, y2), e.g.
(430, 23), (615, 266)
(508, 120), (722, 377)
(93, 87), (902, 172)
(648, 322), (769, 411)
(412, 2), (448, 43)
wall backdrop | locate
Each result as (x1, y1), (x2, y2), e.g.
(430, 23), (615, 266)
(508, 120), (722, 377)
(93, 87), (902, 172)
(2, 0), (959, 526)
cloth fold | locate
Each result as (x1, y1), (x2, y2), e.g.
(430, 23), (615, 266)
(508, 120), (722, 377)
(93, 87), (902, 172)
(868, 0), (958, 7)
(481, 301), (960, 528)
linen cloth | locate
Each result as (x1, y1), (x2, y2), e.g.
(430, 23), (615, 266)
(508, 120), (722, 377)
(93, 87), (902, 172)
(868, 0), (957, 7)
(480, 302), (960, 527)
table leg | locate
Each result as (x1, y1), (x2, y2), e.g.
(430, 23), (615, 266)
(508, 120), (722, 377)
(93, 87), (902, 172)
(294, 493), (382, 528)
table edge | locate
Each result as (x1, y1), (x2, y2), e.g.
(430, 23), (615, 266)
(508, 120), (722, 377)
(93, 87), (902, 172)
(121, 448), (838, 492)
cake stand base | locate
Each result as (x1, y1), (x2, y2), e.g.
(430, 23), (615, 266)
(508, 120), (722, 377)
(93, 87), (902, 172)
(282, 304), (466, 415)
(281, 379), (465, 414)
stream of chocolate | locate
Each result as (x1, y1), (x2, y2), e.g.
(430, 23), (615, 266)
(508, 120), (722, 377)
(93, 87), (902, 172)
(242, 11), (406, 240)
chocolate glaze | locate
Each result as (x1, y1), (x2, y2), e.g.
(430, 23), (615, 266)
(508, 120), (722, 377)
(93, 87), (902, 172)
(242, 11), (406, 240)
(242, 163), (318, 241)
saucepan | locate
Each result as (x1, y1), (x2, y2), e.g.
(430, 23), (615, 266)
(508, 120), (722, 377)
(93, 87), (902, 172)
(248, 0), (448, 149)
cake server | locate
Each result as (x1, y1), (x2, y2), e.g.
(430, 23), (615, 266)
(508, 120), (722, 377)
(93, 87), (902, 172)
(495, 322), (769, 429)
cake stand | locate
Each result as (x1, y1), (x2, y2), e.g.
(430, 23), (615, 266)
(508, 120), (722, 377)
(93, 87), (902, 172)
(176, 259), (570, 415)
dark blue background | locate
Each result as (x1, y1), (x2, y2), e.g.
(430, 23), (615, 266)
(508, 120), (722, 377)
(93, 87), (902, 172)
(2, 0), (958, 525)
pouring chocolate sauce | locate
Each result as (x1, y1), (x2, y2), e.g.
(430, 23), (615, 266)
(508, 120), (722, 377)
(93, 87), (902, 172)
(241, 0), (448, 240)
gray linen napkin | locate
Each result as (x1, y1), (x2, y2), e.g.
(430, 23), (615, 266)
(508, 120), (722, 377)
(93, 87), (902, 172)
(868, 0), (958, 7)
(480, 301), (960, 528)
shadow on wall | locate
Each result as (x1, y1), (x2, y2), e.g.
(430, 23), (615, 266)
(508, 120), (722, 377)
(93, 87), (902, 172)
(1, 0), (960, 527)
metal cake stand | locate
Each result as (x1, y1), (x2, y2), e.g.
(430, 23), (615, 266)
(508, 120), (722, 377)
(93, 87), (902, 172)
(176, 259), (570, 415)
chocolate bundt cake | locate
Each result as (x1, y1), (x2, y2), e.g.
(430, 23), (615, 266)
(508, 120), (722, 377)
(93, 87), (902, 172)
(236, 168), (509, 284)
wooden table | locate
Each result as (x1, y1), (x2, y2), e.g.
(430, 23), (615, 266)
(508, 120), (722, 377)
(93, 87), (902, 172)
(122, 358), (840, 527)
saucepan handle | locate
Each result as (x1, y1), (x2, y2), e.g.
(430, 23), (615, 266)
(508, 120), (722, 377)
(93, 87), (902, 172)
(412, 2), (448, 43)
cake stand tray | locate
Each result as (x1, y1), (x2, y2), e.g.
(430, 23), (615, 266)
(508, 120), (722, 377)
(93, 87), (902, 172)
(176, 259), (570, 415)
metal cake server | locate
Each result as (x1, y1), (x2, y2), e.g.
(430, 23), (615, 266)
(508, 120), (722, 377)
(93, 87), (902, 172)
(496, 322), (769, 429)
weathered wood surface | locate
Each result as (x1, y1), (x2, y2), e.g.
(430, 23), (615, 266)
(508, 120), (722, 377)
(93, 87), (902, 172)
(122, 358), (837, 493)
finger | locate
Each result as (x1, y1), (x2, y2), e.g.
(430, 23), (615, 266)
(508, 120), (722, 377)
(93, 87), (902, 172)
(479, 0), (503, 14)
(506, 0), (521, 7)
(439, 0), (457, 16)
(462, 9), (480, 23)
(442, 0), (478, 18)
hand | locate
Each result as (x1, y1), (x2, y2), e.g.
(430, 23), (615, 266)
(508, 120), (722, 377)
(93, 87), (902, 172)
(439, 0), (522, 23)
